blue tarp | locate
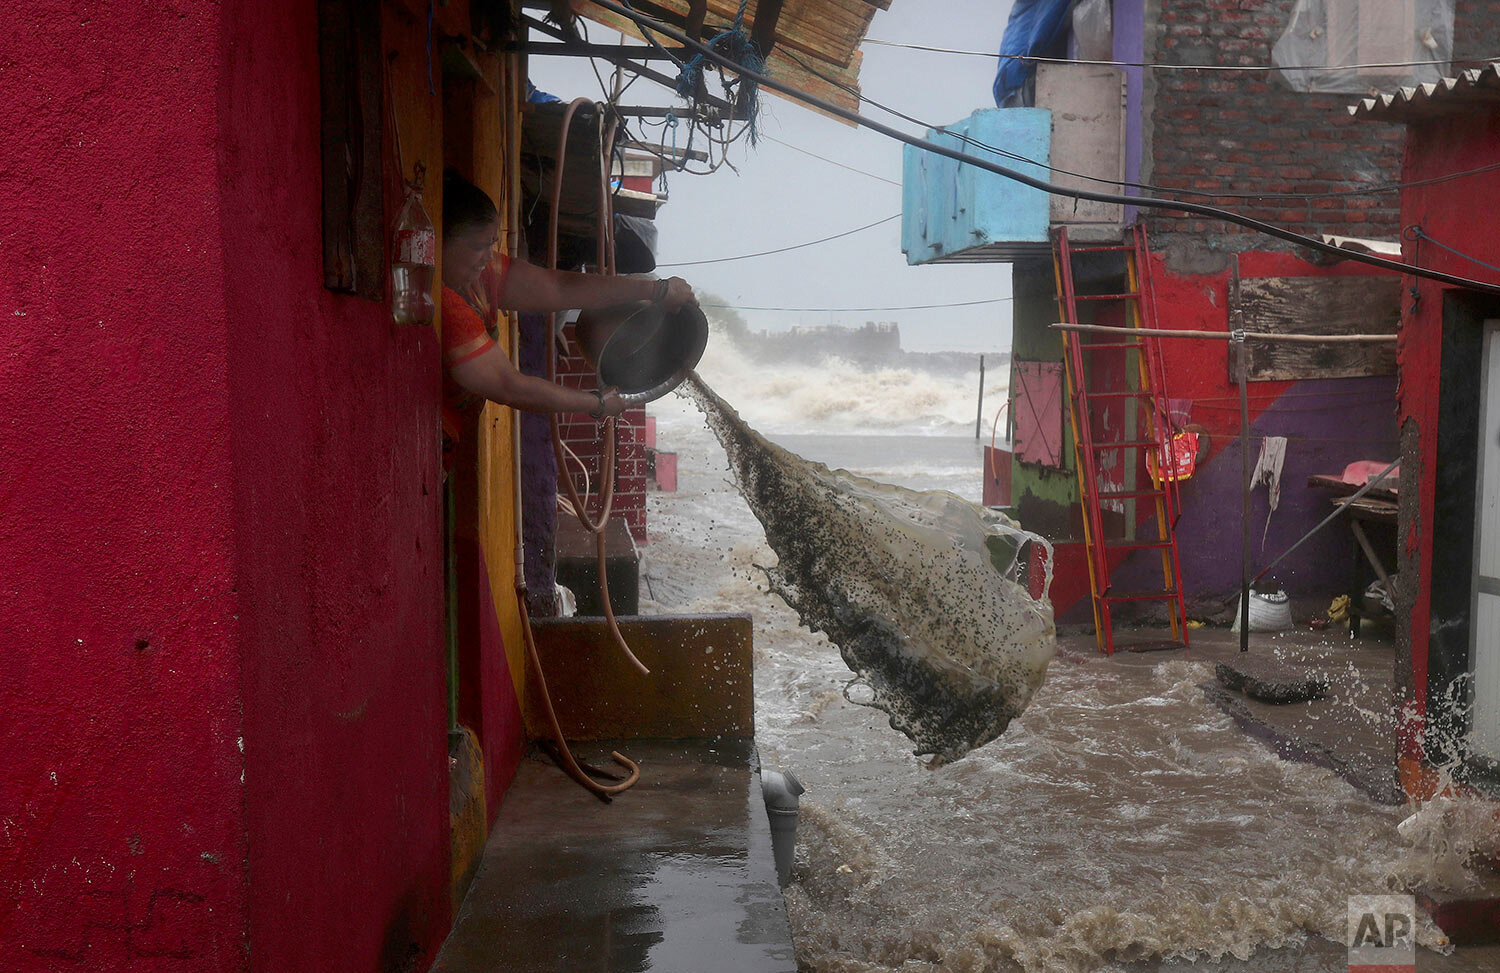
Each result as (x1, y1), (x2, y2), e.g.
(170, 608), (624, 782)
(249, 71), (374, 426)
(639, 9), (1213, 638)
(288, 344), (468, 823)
(527, 80), (562, 104)
(992, 0), (1073, 107)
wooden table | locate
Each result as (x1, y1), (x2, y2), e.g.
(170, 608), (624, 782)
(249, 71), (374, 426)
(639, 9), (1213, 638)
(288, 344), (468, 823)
(1308, 476), (1398, 637)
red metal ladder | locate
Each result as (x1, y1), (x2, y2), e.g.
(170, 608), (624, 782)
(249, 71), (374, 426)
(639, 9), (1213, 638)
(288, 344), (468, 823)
(1053, 225), (1189, 654)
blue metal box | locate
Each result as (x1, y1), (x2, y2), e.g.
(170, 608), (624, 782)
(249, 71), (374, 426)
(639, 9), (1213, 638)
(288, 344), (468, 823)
(901, 108), (1053, 264)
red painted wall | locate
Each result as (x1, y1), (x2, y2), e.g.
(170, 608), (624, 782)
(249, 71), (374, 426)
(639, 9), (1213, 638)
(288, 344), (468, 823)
(220, 0), (452, 968)
(3, 2), (458, 969)
(1393, 108), (1500, 738)
(1044, 249), (1399, 624)
(1, 5), (249, 968)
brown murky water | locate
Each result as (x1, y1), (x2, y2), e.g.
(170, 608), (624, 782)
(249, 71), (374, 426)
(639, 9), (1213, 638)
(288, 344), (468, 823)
(682, 375), (1056, 765)
(641, 365), (1481, 972)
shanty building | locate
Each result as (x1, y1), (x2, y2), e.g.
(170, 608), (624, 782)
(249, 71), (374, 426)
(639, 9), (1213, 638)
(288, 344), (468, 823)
(908, 0), (1500, 652)
(0, 0), (886, 969)
(1352, 66), (1500, 803)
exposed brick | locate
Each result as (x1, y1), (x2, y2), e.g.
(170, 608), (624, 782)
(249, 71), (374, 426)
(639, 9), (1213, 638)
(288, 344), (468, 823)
(1138, 0), (1468, 249)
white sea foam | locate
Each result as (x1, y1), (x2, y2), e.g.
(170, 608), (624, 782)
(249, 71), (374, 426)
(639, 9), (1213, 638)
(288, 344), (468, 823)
(679, 332), (998, 437)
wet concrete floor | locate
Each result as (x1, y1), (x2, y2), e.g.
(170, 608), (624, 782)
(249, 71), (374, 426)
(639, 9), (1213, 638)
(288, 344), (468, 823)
(1080, 625), (1500, 970)
(1073, 625), (1403, 803)
(431, 738), (796, 973)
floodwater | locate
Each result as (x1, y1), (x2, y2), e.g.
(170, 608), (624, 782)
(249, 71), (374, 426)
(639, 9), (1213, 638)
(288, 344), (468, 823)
(639, 340), (1476, 972)
(682, 374), (1054, 765)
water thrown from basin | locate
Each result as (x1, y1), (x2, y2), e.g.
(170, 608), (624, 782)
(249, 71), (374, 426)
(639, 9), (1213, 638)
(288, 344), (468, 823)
(683, 374), (1056, 765)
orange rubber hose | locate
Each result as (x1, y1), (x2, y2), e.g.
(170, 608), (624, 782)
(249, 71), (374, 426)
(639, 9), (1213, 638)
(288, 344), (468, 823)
(545, 98), (650, 677)
(519, 587), (641, 801)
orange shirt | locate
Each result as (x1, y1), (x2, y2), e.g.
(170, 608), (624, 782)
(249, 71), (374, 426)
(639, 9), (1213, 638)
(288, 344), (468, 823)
(439, 255), (512, 441)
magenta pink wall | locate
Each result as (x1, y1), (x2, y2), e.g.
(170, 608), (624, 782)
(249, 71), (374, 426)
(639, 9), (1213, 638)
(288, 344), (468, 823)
(3, 2), (455, 969)
(220, 0), (451, 968)
(1, 5), (249, 968)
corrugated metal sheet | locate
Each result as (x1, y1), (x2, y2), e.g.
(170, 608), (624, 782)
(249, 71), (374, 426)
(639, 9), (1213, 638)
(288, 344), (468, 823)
(1348, 62), (1500, 124)
(575, 0), (887, 115)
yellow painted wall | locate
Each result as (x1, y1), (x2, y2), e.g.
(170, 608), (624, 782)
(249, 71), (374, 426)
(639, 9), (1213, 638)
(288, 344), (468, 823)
(471, 54), (530, 710)
(388, 0), (528, 713)
(385, 0), (532, 909)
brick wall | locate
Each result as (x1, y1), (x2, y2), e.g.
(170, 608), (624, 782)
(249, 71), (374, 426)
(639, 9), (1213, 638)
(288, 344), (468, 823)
(1454, 0), (1500, 67)
(554, 321), (649, 544)
(1141, 0), (1411, 256)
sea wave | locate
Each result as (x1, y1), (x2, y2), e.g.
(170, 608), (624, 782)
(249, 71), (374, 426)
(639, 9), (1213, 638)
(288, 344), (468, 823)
(682, 334), (1001, 437)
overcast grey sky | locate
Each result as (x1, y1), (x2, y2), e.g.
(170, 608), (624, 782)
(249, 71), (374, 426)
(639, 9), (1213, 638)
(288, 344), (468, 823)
(529, 0), (1019, 353)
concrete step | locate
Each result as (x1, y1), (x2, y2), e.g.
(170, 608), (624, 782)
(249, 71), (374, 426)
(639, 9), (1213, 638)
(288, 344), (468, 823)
(431, 738), (795, 973)
(1214, 655), (1331, 704)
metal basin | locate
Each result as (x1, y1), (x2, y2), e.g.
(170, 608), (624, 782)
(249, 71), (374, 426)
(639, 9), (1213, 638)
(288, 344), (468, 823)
(574, 300), (709, 405)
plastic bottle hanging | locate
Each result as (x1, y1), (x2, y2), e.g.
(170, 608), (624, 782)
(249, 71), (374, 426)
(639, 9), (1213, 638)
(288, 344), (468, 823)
(390, 164), (436, 326)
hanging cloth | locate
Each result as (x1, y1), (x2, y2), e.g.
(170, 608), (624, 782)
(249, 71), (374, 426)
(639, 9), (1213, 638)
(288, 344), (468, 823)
(1251, 436), (1288, 550)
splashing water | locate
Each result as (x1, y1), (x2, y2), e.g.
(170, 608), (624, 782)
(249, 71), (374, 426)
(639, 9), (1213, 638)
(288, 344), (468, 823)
(691, 331), (993, 436)
(643, 388), (1486, 971)
(1389, 675), (1500, 892)
(683, 374), (1055, 764)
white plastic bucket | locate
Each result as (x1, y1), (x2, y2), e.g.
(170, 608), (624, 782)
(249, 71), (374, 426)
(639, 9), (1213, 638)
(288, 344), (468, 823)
(1231, 587), (1294, 632)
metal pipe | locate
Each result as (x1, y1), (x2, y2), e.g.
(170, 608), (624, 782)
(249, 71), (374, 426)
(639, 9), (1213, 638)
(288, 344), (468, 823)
(505, 41), (684, 59)
(975, 354), (985, 440)
(1237, 331), (1251, 652)
(1048, 322), (1399, 343)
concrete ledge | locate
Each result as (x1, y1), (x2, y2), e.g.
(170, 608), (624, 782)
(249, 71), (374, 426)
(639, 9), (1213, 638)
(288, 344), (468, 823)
(528, 613), (754, 739)
(431, 739), (796, 973)
(1201, 682), (1403, 805)
(1419, 885), (1500, 945)
(1214, 658), (1330, 704)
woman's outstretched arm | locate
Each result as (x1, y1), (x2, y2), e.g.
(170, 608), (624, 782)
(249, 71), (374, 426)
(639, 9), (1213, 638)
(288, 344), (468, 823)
(450, 343), (625, 417)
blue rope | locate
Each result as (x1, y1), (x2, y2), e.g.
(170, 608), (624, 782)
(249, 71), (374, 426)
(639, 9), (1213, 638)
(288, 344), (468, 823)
(673, 0), (764, 142)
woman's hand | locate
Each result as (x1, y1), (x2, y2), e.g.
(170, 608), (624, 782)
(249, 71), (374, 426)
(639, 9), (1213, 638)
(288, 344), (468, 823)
(660, 276), (697, 312)
(593, 388), (627, 419)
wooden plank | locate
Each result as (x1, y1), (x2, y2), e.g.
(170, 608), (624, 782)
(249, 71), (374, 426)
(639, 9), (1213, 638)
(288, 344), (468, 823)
(1308, 473), (1399, 501)
(318, 0), (385, 299)
(527, 614), (754, 738)
(1037, 64), (1125, 234)
(1233, 275), (1402, 381)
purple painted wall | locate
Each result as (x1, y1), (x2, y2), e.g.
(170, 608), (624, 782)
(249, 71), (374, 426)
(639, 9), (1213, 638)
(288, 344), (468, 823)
(1111, 375), (1399, 613)
(1114, 0), (1146, 223)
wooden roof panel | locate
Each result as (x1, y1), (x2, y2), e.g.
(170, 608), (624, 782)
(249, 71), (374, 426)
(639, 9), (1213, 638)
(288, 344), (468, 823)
(574, 0), (878, 118)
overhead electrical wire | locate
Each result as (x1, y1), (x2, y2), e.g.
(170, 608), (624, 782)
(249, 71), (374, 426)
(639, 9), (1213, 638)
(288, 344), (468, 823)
(558, 19), (1500, 203)
(779, 46), (1500, 203)
(588, 0), (1500, 295)
(657, 213), (900, 266)
(759, 133), (903, 186)
(860, 37), (1485, 73)
(1406, 225), (1500, 276)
